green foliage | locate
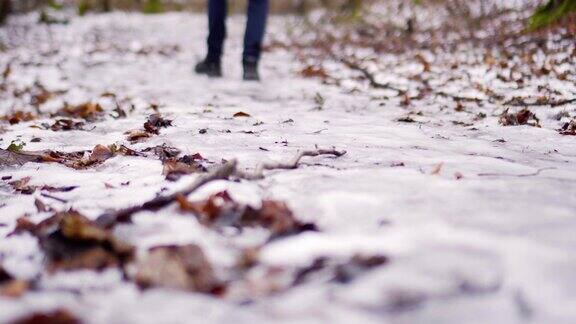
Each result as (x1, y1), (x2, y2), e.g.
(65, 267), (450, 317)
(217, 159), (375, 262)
(78, 0), (91, 16)
(39, 8), (69, 24)
(7, 140), (25, 152)
(47, 0), (65, 11)
(345, 0), (362, 19)
(143, 0), (164, 14)
(529, 0), (576, 30)
(331, 0), (364, 23)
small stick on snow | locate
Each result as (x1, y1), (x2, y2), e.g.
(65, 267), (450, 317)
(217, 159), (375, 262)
(96, 160), (238, 228)
(41, 193), (68, 203)
(339, 57), (405, 94)
(235, 148), (347, 180)
(95, 148), (346, 227)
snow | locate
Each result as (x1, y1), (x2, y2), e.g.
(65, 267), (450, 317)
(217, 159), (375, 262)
(0, 11), (575, 324)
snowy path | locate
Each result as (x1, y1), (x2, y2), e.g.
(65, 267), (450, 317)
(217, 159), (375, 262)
(0, 13), (575, 324)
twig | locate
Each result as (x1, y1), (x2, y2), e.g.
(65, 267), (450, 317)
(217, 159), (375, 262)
(436, 91), (484, 103)
(338, 57), (405, 93)
(478, 167), (556, 178)
(40, 193), (68, 203)
(504, 97), (576, 107)
(95, 148), (346, 227)
(96, 160), (239, 228)
(235, 148), (347, 180)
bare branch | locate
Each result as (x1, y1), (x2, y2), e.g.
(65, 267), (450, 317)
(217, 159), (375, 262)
(96, 160), (239, 228)
(235, 148), (347, 180)
(95, 148), (346, 227)
(504, 97), (576, 107)
(478, 167), (556, 178)
(339, 57), (405, 93)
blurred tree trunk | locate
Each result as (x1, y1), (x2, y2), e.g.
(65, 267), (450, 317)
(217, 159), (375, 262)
(0, 0), (11, 25)
(102, 0), (111, 12)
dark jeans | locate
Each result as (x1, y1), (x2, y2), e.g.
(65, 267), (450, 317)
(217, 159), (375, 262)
(207, 0), (269, 63)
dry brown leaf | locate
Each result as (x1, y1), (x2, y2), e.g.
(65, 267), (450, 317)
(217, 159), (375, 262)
(141, 144), (181, 161)
(89, 144), (114, 163)
(125, 130), (151, 142)
(559, 119), (576, 136)
(300, 65), (329, 79)
(415, 54), (431, 72)
(1, 111), (36, 125)
(0, 280), (29, 298)
(34, 198), (52, 213)
(48, 119), (85, 132)
(56, 102), (103, 121)
(499, 108), (540, 127)
(11, 309), (80, 324)
(135, 244), (223, 294)
(0, 266), (29, 298)
(143, 114), (173, 134)
(8, 177), (34, 194)
(233, 111), (251, 118)
(178, 192), (317, 239)
(162, 154), (207, 181)
(431, 163), (443, 175)
(12, 210), (133, 273)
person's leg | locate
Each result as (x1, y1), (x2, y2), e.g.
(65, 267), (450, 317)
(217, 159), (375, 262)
(243, 0), (269, 61)
(207, 0), (227, 62)
(243, 0), (269, 80)
(196, 0), (226, 76)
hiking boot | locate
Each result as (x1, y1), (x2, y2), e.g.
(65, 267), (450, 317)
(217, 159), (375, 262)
(195, 58), (222, 78)
(243, 58), (260, 81)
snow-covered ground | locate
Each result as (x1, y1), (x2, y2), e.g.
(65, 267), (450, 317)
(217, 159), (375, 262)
(0, 12), (575, 324)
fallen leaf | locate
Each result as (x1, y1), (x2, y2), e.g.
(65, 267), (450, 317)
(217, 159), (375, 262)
(34, 198), (52, 213)
(125, 130), (151, 142)
(135, 244), (223, 294)
(2, 63), (11, 80)
(178, 192), (317, 239)
(55, 102), (103, 121)
(1, 111), (36, 125)
(0, 279), (28, 298)
(143, 114), (173, 134)
(11, 309), (79, 324)
(431, 163), (443, 175)
(162, 154), (207, 181)
(48, 119), (85, 132)
(396, 116), (416, 123)
(141, 144), (181, 161)
(0, 266), (29, 298)
(13, 210), (133, 273)
(9, 177), (34, 194)
(415, 53), (431, 72)
(559, 119), (576, 136)
(7, 141), (26, 152)
(89, 144), (113, 163)
(0, 149), (40, 167)
(499, 108), (540, 127)
(300, 65), (329, 79)
(233, 111), (251, 118)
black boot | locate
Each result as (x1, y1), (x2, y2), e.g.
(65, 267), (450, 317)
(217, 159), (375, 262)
(243, 58), (260, 81)
(195, 58), (222, 78)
